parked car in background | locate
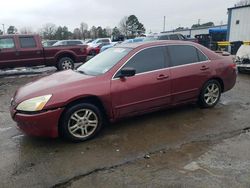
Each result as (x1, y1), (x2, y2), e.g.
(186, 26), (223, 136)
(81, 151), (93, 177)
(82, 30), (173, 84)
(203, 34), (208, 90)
(0, 35), (88, 70)
(144, 33), (198, 43)
(100, 42), (119, 52)
(52, 40), (85, 46)
(42, 40), (58, 47)
(85, 39), (94, 43)
(100, 37), (145, 52)
(235, 44), (250, 72)
(87, 38), (112, 56)
(123, 37), (145, 44)
(10, 40), (237, 142)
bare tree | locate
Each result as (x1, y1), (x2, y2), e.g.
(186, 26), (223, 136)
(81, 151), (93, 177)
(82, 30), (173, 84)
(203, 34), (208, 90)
(119, 16), (128, 37)
(80, 22), (88, 40)
(105, 26), (112, 37)
(40, 23), (57, 40)
(19, 27), (34, 34)
(235, 0), (250, 6)
(73, 28), (81, 39)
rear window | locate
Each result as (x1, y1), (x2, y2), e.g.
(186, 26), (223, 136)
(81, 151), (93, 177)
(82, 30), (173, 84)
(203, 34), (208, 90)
(19, 37), (37, 48)
(68, 41), (82, 45)
(0, 38), (15, 49)
(168, 45), (201, 66)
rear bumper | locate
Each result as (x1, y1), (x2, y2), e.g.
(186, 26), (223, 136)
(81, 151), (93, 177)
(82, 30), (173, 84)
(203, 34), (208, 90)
(12, 108), (64, 138)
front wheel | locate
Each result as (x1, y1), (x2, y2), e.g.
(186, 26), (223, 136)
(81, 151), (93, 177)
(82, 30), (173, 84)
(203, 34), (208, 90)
(57, 57), (74, 71)
(59, 103), (104, 142)
(198, 80), (221, 108)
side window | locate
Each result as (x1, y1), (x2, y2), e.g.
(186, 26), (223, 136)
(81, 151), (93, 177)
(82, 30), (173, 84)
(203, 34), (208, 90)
(169, 35), (180, 40)
(159, 35), (169, 40)
(19, 37), (37, 48)
(121, 46), (166, 75)
(197, 49), (208, 61)
(0, 38), (15, 49)
(168, 45), (199, 66)
(102, 39), (110, 43)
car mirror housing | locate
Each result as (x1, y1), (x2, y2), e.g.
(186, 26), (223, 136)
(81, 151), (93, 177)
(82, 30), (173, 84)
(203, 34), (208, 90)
(119, 67), (136, 78)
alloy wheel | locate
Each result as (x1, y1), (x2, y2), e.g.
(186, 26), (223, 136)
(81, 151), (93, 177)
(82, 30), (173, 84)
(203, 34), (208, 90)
(204, 83), (220, 105)
(68, 109), (99, 138)
(62, 60), (73, 70)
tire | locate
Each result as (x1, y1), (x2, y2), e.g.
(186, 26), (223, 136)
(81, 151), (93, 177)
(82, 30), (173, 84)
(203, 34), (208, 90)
(57, 57), (74, 71)
(198, 80), (221, 108)
(59, 103), (104, 142)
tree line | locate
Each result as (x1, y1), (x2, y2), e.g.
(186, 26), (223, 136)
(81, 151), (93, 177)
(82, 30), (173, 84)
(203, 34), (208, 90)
(0, 15), (146, 40)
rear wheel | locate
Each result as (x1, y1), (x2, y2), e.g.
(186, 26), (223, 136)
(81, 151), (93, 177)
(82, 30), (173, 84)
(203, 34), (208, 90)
(199, 80), (221, 108)
(59, 103), (104, 142)
(57, 57), (74, 71)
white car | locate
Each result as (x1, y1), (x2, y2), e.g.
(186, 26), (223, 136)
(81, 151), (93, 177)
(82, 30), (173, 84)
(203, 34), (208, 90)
(235, 45), (250, 72)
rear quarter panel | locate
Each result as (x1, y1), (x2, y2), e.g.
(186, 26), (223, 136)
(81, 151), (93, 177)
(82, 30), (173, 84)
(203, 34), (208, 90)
(43, 45), (87, 65)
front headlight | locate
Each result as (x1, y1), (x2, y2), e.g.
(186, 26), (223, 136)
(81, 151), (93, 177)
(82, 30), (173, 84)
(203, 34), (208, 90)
(16, 95), (52, 112)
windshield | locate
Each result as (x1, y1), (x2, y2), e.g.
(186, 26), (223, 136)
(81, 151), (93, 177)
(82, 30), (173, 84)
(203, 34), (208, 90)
(77, 47), (131, 76)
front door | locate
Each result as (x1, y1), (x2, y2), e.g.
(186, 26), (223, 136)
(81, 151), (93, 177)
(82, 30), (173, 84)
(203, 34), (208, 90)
(111, 46), (171, 119)
(0, 37), (19, 69)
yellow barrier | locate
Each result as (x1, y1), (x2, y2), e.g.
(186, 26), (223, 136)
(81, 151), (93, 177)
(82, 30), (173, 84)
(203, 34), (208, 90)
(217, 41), (231, 46)
(243, 41), (250, 45)
(217, 41), (250, 46)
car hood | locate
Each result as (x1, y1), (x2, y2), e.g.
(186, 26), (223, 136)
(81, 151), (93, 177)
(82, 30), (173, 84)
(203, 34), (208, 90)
(14, 70), (94, 104)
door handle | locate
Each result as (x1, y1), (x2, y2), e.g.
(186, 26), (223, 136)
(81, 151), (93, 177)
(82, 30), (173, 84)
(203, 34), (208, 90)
(200, 65), (209, 71)
(36, 50), (41, 55)
(157, 74), (169, 80)
(15, 51), (20, 56)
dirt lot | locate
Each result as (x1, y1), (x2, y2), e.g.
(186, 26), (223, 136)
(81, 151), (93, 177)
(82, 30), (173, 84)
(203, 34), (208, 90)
(0, 72), (250, 188)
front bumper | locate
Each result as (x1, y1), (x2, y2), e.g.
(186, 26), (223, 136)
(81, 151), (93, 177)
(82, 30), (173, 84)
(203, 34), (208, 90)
(237, 64), (250, 71)
(11, 108), (64, 138)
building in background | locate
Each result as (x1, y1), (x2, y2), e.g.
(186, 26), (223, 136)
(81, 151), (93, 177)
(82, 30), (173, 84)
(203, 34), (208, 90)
(161, 25), (227, 38)
(227, 5), (250, 42)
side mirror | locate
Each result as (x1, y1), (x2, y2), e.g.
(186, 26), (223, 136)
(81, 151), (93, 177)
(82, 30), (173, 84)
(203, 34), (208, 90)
(222, 51), (230, 56)
(119, 67), (136, 78)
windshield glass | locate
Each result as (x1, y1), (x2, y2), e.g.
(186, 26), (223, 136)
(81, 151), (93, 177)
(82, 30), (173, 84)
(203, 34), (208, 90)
(77, 47), (131, 76)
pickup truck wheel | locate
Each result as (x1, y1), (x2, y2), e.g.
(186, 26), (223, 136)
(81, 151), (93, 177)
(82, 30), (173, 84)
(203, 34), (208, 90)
(59, 103), (104, 142)
(198, 80), (221, 108)
(57, 57), (74, 71)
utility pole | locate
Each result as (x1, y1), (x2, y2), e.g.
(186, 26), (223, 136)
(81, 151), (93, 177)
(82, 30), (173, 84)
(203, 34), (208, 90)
(2, 24), (5, 34)
(163, 16), (166, 32)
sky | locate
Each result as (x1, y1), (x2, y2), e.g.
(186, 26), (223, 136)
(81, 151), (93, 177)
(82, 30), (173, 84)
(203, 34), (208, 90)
(0, 0), (238, 33)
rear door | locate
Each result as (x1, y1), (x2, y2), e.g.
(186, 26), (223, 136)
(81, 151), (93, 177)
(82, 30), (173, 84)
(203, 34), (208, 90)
(0, 36), (19, 69)
(17, 36), (44, 67)
(167, 45), (211, 104)
(111, 46), (171, 118)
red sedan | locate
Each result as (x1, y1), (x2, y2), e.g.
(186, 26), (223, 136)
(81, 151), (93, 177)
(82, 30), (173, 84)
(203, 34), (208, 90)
(10, 41), (237, 142)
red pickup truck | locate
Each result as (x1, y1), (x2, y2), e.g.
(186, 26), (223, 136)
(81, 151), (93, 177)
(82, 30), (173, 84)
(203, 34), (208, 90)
(0, 34), (88, 70)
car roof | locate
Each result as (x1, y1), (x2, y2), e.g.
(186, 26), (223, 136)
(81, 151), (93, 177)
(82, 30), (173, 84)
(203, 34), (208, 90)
(116, 40), (197, 49)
